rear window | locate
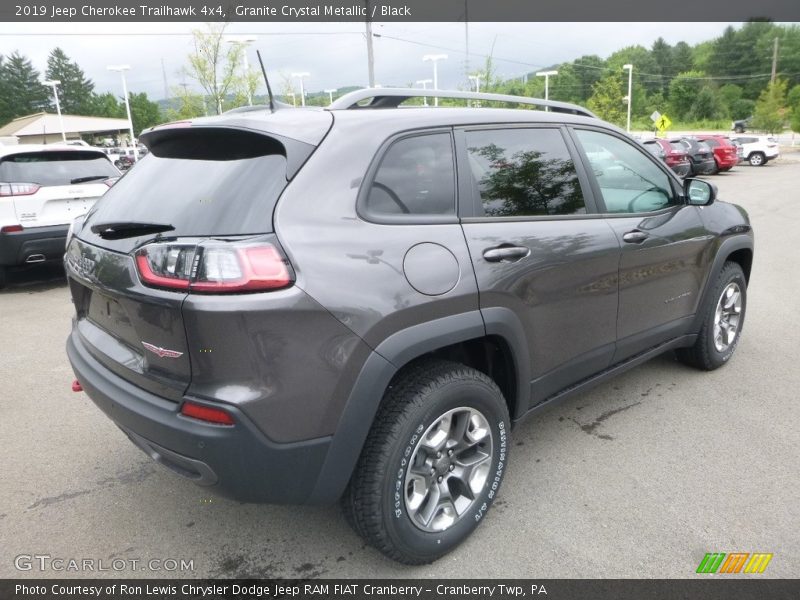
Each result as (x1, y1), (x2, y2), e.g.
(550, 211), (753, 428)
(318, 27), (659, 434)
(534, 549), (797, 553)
(669, 141), (685, 153)
(703, 138), (720, 148)
(0, 151), (118, 186)
(83, 131), (288, 238)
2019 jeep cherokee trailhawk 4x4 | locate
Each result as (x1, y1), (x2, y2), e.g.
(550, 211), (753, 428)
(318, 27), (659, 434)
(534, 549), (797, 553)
(65, 89), (753, 565)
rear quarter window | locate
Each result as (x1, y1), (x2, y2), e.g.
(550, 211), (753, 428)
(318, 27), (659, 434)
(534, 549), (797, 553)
(365, 132), (456, 217)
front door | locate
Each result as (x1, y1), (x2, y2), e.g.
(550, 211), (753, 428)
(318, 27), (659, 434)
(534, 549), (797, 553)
(570, 127), (714, 361)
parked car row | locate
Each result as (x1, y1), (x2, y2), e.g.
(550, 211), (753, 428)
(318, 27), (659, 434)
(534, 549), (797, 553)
(642, 134), (780, 176)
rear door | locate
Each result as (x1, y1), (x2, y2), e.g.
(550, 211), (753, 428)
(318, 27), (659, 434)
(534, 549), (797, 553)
(67, 127), (299, 401)
(0, 150), (118, 227)
(569, 127), (714, 361)
(456, 125), (620, 406)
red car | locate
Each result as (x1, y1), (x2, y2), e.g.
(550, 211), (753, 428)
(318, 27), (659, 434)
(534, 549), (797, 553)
(695, 134), (738, 172)
(642, 138), (692, 177)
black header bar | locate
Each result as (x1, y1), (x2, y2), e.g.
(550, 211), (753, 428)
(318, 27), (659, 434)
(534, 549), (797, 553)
(2, 0), (799, 22)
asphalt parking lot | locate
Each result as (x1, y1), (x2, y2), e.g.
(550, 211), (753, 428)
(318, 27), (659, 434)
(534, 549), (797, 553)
(1, 160), (798, 579)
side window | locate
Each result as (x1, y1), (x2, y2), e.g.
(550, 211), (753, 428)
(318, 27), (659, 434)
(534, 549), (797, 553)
(575, 129), (677, 214)
(465, 128), (586, 217)
(366, 133), (455, 216)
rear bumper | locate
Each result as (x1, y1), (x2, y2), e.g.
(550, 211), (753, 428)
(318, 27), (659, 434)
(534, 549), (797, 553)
(692, 158), (718, 175)
(67, 328), (333, 504)
(714, 155), (738, 169)
(0, 224), (68, 266)
(668, 162), (691, 178)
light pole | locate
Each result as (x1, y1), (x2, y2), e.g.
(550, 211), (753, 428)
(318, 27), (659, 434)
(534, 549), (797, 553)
(291, 72), (309, 107)
(415, 79), (432, 106)
(107, 65), (138, 161)
(468, 74), (481, 93)
(623, 64), (633, 133)
(324, 88), (337, 105)
(423, 54), (447, 106)
(535, 70), (558, 110)
(226, 35), (257, 106)
(43, 79), (66, 142)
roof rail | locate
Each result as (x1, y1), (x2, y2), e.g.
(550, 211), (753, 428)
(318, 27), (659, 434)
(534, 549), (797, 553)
(328, 88), (597, 118)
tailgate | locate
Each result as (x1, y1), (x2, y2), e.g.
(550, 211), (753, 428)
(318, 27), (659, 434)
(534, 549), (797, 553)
(66, 238), (191, 402)
(14, 183), (109, 227)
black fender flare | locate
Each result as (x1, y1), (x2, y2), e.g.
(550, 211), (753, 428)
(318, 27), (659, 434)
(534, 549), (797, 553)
(306, 308), (530, 504)
(690, 234), (753, 333)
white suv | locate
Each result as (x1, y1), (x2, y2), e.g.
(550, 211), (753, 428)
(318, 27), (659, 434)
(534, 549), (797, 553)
(731, 135), (780, 166)
(0, 145), (119, 287)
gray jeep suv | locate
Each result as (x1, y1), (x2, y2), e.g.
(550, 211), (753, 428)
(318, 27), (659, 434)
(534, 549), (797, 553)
(65, 89), (753, 564)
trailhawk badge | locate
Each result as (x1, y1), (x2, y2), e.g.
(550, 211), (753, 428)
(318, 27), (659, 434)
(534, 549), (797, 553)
(142, 342), (183, 359)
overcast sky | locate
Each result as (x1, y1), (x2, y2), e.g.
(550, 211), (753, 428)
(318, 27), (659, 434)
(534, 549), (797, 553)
(0, 22), (744, 100)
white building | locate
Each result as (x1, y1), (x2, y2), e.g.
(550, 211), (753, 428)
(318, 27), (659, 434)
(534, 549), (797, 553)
(0, 112), (132, 145)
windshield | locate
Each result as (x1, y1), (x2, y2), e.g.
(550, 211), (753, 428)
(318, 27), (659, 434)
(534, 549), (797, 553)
(0, 151), (118, 186)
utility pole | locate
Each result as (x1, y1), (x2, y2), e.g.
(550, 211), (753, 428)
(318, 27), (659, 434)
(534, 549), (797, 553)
(771, 36), (779, 84)
(365, 1), (375, 87)
(464, 0), (469, 81)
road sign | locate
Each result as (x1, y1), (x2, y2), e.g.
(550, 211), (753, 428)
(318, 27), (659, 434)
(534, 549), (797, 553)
(656, 114), (672, 132)
(650, 111), (661, 123)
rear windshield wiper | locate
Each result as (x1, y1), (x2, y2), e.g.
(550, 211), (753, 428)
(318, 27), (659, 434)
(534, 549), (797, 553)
(70, 175), (113, 184)
(90, 221), (174, 240)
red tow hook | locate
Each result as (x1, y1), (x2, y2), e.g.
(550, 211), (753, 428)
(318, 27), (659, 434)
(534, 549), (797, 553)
(72, 379), (83, 392)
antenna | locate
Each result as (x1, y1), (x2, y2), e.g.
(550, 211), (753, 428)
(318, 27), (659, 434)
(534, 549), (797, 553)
(256, 50), (275, 112)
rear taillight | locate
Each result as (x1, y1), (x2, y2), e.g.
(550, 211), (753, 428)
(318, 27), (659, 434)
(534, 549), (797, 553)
(134, 237), (293, 294)
(0, 182), (41, 196)
(1, 224), (23, 233)
(180, 400), (235, 426)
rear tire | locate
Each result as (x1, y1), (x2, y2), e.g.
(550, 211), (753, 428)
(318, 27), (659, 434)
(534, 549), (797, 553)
(677, 262), (746, 370)
(342, 360), (510, 564)
(749, 152), (765, 166)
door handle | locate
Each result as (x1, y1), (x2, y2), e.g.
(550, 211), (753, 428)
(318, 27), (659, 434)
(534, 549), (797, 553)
(483, 246), (530, 262)
(622, 230), (649, 244)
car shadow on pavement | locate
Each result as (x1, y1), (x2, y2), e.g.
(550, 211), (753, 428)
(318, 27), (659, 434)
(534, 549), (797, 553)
(1, 263), (68, 294)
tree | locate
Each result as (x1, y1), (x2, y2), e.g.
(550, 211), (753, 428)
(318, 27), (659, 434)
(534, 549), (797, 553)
(650, 38), (674, 95)
(88, 92), (124, 119)
(668, 71), (706, 119)
(45, 47), (95, 114)
(128, 92), (162, 133)
(587, 74), (626, 127)
(672, 42), (694, 73)
(0, 51), (49, 125)
(186, 23), (243, 114)
(570, 55), (605, 104)
(752, 78), (788, 134)
(165, 85), (206, 120)
(690, 87), (726, 120)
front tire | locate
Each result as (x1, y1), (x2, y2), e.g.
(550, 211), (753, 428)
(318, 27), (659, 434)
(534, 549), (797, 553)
(677, 262), (746, 370)
(749, 152), (765, 166)
(342, 360), (510, 564)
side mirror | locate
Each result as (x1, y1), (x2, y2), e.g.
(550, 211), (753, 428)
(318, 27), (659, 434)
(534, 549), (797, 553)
(685, 178), (716, 206)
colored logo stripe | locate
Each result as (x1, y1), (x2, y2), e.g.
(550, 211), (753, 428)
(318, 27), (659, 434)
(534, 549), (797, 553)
(697, 553), (726, 573)
(719, 553), (749, 573)
(744, 553), (773, 573)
